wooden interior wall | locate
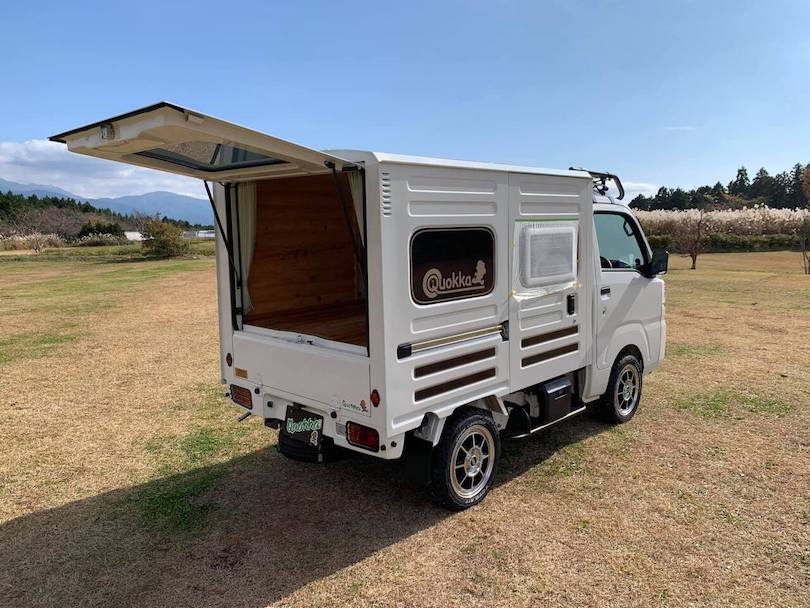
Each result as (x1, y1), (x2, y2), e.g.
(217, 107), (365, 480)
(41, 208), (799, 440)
(245, 174), (360, 325)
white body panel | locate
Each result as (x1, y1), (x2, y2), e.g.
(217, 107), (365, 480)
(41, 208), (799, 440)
(375, 162), (511, 437)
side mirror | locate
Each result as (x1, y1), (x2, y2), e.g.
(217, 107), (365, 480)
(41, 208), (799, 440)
(646, 249), (668, 277)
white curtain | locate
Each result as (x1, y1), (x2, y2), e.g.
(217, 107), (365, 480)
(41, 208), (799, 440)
(237, 181), (257, 313)
(348, 171), (365, 244)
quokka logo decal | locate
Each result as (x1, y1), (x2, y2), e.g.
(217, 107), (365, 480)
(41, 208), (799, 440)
(285, 417), (323, 434)
(422, 260), (487, 299)
(411, 227), (495, 304)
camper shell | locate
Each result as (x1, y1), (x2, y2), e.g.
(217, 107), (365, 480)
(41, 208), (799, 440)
(52, 102), (667, 508)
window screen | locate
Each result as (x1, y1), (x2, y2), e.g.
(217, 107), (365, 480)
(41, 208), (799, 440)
(135, 141), (286, 172)
(411, 227), (495, 305)
(594, 212), (646, 270)
(517, 222), (578, 289)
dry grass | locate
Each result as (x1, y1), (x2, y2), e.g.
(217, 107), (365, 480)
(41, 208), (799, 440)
(0, 251), (808, 607)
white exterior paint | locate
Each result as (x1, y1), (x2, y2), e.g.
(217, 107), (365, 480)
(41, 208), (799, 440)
(51, 104), (666, 461)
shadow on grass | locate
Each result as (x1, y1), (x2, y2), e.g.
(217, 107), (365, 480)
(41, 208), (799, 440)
(0, 413), (609, 608)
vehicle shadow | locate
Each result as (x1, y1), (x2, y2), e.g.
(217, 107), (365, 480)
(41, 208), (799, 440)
(0, 413), (610, 608)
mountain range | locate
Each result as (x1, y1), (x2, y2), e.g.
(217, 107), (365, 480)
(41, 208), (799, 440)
(0, 177), (212, 225)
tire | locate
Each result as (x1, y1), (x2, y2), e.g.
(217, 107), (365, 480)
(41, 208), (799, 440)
(597, 353), (643, 423)
(429, 409), (500, 510)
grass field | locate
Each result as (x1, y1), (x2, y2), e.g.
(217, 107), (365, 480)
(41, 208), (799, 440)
(0, 251), (808, 607)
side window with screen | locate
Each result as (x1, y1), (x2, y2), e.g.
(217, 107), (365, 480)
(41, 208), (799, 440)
(517, 222), (578, 289)
(411, 227), (495, 304)
(594, 213), (647, 270)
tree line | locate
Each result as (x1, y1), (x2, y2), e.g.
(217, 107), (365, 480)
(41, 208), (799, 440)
(630, 163), (810, 211)
(0, 190), (212, 238)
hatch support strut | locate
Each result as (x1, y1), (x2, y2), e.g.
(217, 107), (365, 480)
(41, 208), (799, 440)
(204, 180), (241, 289)
(326, 161), (366, 282)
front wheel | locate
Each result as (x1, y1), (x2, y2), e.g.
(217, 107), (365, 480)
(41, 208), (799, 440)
(598, 353), (643, 423)
(429, 410), (500, 510)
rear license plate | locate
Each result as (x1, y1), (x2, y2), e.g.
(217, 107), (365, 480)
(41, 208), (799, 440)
(283, 406), (324, 448)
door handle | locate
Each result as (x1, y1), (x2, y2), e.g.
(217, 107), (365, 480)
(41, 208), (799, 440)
(566, 293), (576, 315)
(600, 287), (611, 296)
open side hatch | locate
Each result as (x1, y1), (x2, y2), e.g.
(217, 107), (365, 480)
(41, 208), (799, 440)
(49, 101), (355, 181)
(51, 102), (369, 354)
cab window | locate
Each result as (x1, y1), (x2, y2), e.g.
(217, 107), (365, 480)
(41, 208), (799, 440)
(594, 212), (647, 271)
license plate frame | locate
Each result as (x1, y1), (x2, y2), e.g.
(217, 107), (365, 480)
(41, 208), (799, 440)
(282, 405), (324, 448)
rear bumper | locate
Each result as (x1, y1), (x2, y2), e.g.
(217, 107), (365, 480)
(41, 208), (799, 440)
(227, 386), (405, 460)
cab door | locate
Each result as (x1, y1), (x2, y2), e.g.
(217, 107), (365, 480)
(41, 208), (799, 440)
(594, 210), (665, 370)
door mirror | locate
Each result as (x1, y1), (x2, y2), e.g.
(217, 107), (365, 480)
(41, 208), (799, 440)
(645, 249), (668, 277)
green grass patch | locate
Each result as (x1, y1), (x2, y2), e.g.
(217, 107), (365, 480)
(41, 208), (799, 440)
(135, 427), (234, 535)
(180, 427), (237, 464)
(0, 331), (81, 364)
(668, 343), (724, 358)
(133, 471), (224, 534)
(133, 385), (257, 536)
(676, 389), (793, 419)
(0, 258), (211, 319)
(530, 442), (587, 485)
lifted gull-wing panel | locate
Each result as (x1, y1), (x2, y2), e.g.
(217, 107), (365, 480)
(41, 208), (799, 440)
(49, 101), (354, 182)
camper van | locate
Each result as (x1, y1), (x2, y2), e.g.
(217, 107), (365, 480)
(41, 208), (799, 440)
(51, 103), (668, 509)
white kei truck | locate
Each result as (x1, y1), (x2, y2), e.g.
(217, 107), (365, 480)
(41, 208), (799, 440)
(51, 103), (668, 509)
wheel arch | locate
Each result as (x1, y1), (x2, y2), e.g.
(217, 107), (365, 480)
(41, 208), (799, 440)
(616, 343), (644, 372)
(584, 334), (648, 401)
(412, 396), (507, 446)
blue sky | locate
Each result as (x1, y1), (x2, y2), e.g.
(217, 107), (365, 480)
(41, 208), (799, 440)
(1, 0), (809, 200)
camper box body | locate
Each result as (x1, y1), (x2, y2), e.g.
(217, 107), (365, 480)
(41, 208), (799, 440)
(51, 103), (666, 506)
(211, 152), (665, 459)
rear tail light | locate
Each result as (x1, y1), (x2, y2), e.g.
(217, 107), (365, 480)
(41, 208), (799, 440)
(225, 353), (233, 367)
(370, 389), (381, 407)
(229, 384), (253, 409)
(346, 422), (379, 452)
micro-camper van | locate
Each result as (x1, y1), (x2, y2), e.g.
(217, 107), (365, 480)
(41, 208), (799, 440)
(51, 103), (668, 509)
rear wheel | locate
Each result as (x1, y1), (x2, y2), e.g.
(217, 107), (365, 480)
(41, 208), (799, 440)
(598, 353), (643, 423)
(429, 410), (500, 510)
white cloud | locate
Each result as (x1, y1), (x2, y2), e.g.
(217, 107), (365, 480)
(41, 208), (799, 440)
(0, 139), (204, 199)
(2, 139), (663, 204)
(622, 181), (659, 200)
(661, 126), (696, 132)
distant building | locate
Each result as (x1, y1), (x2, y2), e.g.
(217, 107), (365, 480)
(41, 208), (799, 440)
(124, 231), (143, 241)
(182, 230), (216, 239)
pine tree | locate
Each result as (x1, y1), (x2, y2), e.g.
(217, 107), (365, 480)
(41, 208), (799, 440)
(750, 167), (773, 199)
(788, 163), (807, 208)
(728, 166), (751, 196)
(771, 172), (790, 208)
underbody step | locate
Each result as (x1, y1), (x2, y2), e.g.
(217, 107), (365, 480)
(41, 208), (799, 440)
(504, 405), (588, 440)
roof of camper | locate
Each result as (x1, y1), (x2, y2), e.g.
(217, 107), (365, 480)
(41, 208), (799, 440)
(326, 150), (591, 179)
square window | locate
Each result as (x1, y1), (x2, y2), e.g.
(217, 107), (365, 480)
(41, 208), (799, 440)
(518, 223), (578, 289)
